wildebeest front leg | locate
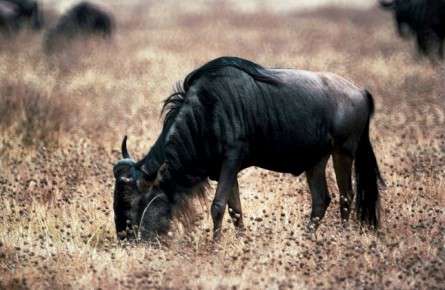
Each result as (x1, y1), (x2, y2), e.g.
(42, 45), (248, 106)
(211, 155), (240, 241)
(333, 152), (353, 223)
(228, 180), (245, 234)
(305, 155), (331, 232)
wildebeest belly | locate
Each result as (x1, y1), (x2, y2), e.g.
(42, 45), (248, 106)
(242, 121), (334, 175)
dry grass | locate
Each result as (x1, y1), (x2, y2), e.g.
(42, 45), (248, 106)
(0, 2), (444, 289)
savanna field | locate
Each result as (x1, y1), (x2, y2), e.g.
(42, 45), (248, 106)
(0, 0), (444, 289)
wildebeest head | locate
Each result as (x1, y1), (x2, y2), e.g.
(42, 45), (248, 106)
(112, 136), (172, 241)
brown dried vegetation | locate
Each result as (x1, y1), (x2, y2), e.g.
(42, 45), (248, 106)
(0, 2), (444, 289)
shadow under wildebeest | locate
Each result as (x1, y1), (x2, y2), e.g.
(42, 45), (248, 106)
(0, 0), (42, 36)
(43, 1), (114, 54)
(112, 56), (384, 242)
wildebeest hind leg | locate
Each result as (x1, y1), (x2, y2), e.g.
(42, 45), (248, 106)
(305, 155), (331, 232)
(228, 180), (245, 235)
(333, 152), (353, 224)
(211, 155), (240, 241)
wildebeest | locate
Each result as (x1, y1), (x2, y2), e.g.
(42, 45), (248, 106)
(379, 0), (445, 58)
(43, 1), (114, 53)
(0, 0), (42, 36)
(113, 56), (383, 242)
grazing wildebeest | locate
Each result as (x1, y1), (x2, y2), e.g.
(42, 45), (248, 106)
(0, 0), (42, 35)
(43, 1), (114, 53)
(112, 56), (383, 242)
(379, 0), (445, 58)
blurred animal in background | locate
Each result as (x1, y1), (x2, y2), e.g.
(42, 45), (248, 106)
(43, 1), (114, 53)
(379, 0), (445, 59)
(0, 0), (42, 36)
(112, 56), (383, 242)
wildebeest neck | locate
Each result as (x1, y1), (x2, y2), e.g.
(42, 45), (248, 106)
(135, 94), (187, 180)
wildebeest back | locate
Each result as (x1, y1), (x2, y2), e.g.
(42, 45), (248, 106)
(43, 1), (115, 53)
(162, 64), (368, 178)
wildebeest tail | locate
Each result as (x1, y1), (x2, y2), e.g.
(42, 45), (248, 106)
(354, 90), (383, 228)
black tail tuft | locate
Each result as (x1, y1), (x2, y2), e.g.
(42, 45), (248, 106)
(355, 91), (383, 228)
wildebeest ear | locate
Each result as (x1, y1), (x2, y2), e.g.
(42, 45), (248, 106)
(154, 163), (168, 186)
(133, 164), (156, 192)
(140, 164), (152, 178)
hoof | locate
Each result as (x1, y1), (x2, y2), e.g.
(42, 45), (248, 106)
(212, 228), (222, 242)
(306, 217), (320, 233)
(235, 226), (246, 238)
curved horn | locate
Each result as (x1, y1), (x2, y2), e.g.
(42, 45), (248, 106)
(121, 135), (132, 159)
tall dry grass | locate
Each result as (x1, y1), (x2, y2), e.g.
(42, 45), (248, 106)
(0, 2), (444, 289)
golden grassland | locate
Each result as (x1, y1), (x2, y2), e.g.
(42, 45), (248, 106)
(0, 2), (444, 289)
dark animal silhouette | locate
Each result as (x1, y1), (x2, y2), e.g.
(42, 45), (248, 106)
(112, 56), (383, 242)
(43, 1), (114, 53)
(379, 0), (445, 58)
(0, 0), (42, 36)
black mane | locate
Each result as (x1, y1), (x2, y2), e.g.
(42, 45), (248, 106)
(183, 56), (281, 91)
(161, 56), (281, 127)
(138, 56), (282, 180)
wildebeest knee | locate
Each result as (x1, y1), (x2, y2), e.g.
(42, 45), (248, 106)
(211, 201), (225, 221)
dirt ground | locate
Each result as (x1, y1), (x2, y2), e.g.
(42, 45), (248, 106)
(0, 1), (444, 289)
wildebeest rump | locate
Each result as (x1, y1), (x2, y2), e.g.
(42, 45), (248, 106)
(379, 0), (445, 58)
(0, 0), (42, 35)
(43, 1), (114, 53)
(112, 56), (383, 242)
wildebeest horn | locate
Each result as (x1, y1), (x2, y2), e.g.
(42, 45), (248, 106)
(121, 135), (132, 159)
